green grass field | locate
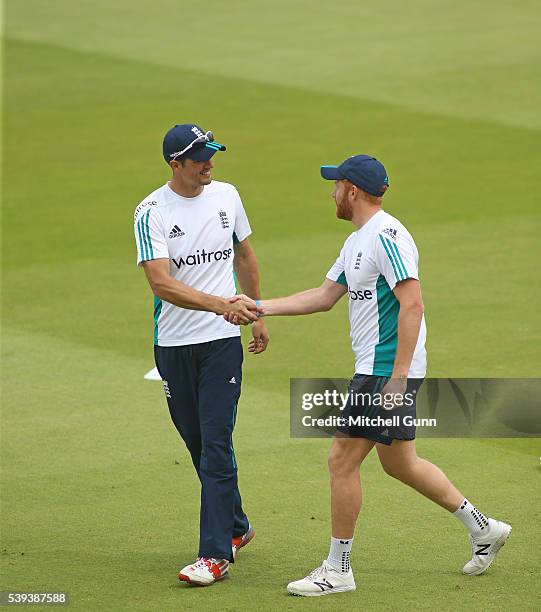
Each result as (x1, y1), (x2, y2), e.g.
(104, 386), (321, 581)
(2, 1), (541, 610)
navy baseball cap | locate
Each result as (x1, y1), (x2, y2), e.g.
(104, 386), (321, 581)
(162, 123), (226, 164)
(320, 155), (389, 196)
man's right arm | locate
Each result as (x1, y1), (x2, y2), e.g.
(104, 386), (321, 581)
(225, 279), (346, 321)
(260, 279), (347, 315)
(143, 259), (259, 324)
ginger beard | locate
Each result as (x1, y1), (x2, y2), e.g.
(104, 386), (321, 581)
(334, 181), (354, 221)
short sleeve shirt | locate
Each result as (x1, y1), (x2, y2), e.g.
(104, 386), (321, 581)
(134, 180), (252, 346)
(326, 210), (427, 377)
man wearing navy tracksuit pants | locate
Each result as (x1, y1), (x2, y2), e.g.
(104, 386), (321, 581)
(134, 123), (268, 586)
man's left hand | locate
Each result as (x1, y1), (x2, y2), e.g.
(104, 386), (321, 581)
(248, 319), (269, 354)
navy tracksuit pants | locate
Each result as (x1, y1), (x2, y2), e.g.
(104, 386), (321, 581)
(154, 337), (250, 562)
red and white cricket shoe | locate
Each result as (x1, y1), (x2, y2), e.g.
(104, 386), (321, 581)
(232, 526), (255, 560)
(178, 557), (229, 586)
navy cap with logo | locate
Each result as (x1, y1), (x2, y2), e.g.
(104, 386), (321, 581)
(320, 155), (389, 196)
(162, 123), (226, 164)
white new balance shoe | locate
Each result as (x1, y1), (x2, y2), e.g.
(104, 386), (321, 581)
(463, 519), (512, 576)
(178, 557), (229, 586)
(287, 561), (356, 597)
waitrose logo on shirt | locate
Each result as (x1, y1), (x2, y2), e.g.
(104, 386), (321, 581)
(171, 248), (233, 268)
(348, 287), (373, 301)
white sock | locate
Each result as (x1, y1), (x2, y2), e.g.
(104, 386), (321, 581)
(326, 537), (353, 573)
(453, 499), (490, 537)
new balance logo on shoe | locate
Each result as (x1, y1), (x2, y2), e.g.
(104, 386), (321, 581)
(229, 377), (237, 384)
(475, 543), (491, 556)
(313, 580), (334, 592)
(169, 225), (185, 239)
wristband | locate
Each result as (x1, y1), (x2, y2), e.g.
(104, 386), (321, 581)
(255, 299), (262, 318)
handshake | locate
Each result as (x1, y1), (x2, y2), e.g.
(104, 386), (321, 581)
(222, 294), (264, 326)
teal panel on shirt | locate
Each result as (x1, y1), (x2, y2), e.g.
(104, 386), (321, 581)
(372, 274), (399, 376)
(336, 271), (348, 287)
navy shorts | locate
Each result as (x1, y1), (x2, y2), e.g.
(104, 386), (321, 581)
(337, 375), (424, 445)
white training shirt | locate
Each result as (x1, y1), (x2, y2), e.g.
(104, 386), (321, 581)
(326, 210), (427, 377)
(134, 181), (252, 346)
